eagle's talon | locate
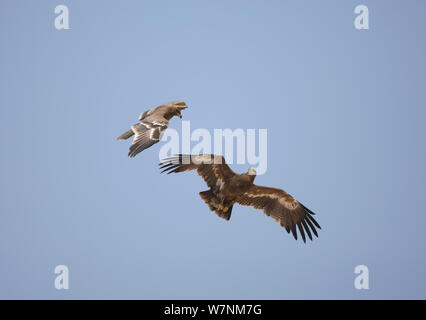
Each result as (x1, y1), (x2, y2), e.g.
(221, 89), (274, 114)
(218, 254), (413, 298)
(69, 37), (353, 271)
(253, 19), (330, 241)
(223, 207), (229, 213)
(217, 204), (223, 210)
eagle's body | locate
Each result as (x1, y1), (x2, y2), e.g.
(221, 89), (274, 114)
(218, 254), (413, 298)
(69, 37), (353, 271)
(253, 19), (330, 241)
(223, 173), (255, 199)
(117, 101), (187, 157)
(160, 154), (321, 242)
(200, 171), (255, 220)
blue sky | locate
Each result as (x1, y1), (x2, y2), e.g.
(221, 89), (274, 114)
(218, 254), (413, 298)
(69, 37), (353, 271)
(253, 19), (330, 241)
(1, 0), (426, 299)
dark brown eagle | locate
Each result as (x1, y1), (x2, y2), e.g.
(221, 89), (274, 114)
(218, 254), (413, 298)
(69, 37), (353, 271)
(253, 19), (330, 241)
(117, 101), (188, 157)
(159, 154), (320, 242)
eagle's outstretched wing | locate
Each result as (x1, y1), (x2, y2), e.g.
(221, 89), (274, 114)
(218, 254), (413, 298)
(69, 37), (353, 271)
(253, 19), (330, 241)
(128, 120), (168, 158)
(236, 185), (320, 242)
(159, 154), (236, 190)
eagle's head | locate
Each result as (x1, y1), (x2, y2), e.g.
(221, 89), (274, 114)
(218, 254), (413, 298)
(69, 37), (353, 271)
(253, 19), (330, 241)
(247, 168), (257, 176)
(169, 101), (188, 119)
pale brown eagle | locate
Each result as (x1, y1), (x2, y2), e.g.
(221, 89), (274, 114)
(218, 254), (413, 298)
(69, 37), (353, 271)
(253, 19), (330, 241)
(117, 101), (188, 157)
(159, 154), (321, 242)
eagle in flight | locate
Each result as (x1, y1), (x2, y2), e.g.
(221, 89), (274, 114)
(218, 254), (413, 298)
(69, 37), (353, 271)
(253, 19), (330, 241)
(159, 154), (321, 242)
(117, 101), (187, 157)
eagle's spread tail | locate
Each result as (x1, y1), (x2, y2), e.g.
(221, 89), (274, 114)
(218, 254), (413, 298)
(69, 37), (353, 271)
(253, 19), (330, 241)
(117, 129), (134, 140)
(199, 190), (233, 221)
